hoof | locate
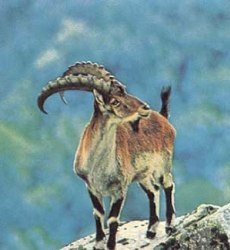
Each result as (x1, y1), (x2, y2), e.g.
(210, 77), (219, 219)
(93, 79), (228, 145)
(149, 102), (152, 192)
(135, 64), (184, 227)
(146, 230), (156, 239)
(93, 239), (105, 250)
(166, 226), (176, 235)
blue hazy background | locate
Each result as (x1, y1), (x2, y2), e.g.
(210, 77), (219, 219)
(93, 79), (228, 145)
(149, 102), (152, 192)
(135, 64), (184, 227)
(1, 0), (230, 249)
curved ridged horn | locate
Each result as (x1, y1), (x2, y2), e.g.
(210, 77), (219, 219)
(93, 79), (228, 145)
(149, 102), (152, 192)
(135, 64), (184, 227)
(63, 61), (114, 81)
(37, 62), (125, 114)
(64, 61), (126, 92)
(38, 74), (112, 114)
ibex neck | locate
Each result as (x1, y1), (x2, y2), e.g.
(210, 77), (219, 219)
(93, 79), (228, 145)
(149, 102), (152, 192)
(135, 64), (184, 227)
(91, 103), (119, 134)
(91, 110), (117, 137)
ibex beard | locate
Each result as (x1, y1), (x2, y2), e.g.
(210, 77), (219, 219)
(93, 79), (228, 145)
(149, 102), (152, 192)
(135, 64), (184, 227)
(38, 61), (176, 250)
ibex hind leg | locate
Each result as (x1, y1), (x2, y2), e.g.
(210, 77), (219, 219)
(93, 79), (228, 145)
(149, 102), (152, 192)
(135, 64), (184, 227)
(161, 173), (176, 235)
(88, 190), (106, 250)
(139, 181), (160, 239)
(107, 196), (125, 250)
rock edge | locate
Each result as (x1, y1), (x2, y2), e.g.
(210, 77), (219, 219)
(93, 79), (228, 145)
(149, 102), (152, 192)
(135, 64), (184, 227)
(61, 203), (230, 250)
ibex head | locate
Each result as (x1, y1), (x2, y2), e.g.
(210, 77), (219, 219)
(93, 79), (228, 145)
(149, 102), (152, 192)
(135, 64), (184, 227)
(93, 88), (150, 123)
(37, 61), (150, 123)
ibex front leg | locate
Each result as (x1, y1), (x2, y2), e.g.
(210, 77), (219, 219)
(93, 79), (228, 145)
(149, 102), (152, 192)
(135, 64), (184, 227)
(88, 190), (105, 250)
(107, 196), (124, 250)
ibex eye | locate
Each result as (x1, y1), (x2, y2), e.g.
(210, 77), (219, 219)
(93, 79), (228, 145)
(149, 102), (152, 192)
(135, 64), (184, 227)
(110, 99), (120, 106)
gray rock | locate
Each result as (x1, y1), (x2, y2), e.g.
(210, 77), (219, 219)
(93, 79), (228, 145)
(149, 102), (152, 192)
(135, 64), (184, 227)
(61, 203), (230, 250)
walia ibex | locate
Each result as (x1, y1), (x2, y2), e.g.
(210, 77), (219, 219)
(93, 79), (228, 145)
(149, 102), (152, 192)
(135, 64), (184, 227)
(37, 61), (176, 250)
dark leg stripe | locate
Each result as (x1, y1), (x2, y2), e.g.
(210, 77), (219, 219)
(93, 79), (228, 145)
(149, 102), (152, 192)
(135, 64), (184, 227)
(88, 190), (104, 215)
(107, 198), (124, 249)
(139, 183), (148, 193)
(107, 221), (118, 250)
(77, 173), (89, 184)
(149, 199), (159, 227)
(140, 184), (159, 227)
(88, 190), (105, 244)
(108, 198), (123, 219)
(164, 185), (175, 225)
(95, 216), (105, 241)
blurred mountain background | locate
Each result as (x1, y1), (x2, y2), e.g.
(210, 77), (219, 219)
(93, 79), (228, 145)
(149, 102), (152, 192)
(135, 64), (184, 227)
(0, 0), (230, 249)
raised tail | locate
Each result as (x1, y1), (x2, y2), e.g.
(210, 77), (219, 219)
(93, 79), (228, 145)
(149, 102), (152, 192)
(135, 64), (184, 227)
(160, 86), (171, 119)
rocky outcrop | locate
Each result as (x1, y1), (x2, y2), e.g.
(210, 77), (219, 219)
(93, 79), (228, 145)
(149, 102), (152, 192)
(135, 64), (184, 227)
(61, 203), (230, 250)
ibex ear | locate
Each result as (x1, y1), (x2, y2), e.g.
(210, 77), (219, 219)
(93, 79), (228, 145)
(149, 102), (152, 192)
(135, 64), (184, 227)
(93, 89), (105, 105)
